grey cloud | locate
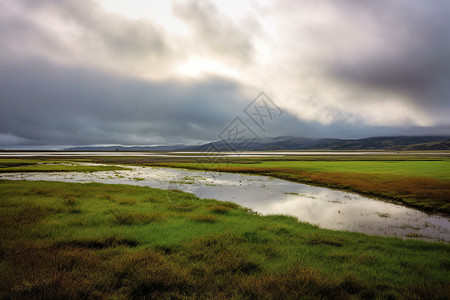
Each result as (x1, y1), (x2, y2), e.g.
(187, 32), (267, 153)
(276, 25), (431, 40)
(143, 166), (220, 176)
(45, 0), (171, 57)
(0, 0), (176, 75)
(275, 0), (450, 115)
(331, 0), (450, 108)
(0, 57), (247, 146)
(1, 0), (449, 149)
(1, 56), (445, 148)
(173, 0), (259, 65)
(0, 3), (67, 57)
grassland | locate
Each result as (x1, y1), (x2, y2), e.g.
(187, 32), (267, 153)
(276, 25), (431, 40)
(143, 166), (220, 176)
(0, 159), (127, 173)
(230, 160), (450, 179)
(1, 180), (449, 299)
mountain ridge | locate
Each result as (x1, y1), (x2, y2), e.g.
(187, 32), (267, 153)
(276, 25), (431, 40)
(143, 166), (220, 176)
(65, 136), (450, 151)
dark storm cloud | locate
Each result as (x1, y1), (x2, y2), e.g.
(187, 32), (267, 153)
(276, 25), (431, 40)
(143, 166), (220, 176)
(0, 58), (246, 146)
(0, 55), (446, 148)
(0, 0), (264, 147)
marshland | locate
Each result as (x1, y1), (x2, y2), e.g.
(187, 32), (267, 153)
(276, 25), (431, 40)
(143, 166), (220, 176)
(0, 152), (449, 299)
(2, 1), (450, 299)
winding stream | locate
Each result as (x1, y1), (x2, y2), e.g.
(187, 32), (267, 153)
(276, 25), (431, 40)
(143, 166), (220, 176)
(1, 164), (449, 242)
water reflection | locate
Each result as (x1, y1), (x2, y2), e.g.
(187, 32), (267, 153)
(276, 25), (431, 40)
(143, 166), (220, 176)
(1, 165), (448, 242)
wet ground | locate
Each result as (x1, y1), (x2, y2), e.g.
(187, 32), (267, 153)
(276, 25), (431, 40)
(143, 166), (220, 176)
(1, 164), (449, 242)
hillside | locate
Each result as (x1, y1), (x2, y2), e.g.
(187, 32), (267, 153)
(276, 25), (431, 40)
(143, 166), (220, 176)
(65, 136), (450, 152)
(186, 136), (450, 151)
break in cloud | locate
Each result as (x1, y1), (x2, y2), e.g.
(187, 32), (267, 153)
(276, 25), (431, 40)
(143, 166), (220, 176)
(0, 0), (449, 147)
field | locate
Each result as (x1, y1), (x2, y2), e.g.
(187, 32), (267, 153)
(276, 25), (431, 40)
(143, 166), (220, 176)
(227, 160), (450, 179)
(0, 154), (449, 298)
(1, 180), (449, 299)
(0, 159), (127, 173)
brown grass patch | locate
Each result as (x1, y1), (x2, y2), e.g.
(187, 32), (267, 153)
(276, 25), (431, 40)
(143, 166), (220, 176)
(237, 265), (347, 299)
(112, 211), (165, 225)
(117, 198), (136, 205)
(190, 214), (218, 223)
(55, 237), (139, 249)
(0, 244), (191, 299)
(168, 203), (196, 212)
(208, 205), (231, 214)
(357, 253), (377, 265)
(0, 205), (51, 228)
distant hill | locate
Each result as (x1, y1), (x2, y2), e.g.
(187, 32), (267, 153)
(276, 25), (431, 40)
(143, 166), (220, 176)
(185, 136), (338, 151)
(387, 140), (450, 151)
(184, 136), (450, 151)
(65, 136), (450, 151)
(66, 144), (188, 151)
(310, 136), (450, 151)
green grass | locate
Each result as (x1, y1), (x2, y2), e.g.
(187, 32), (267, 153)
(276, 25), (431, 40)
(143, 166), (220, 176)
(221, 160), (450, 179)
(161, 159), (450, 180)
(0, 180), (449, 299)
(0, 158), (127, 173)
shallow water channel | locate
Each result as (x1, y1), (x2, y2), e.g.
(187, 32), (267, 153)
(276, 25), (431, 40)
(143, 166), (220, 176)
(1, 164), (449, 242)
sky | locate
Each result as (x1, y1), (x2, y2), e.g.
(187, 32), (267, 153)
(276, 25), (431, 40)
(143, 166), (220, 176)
(0, 0), (449, 149)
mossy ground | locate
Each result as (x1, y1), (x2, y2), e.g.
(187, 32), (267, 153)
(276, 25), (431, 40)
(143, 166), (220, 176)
(0, 158), (126, 173)
(1, 180), (448, 299)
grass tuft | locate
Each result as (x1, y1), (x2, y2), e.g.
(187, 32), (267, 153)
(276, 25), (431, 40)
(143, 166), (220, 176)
(208, 205), (231, 214)
(168, 203), (196, 212)
(55, 237), (139, 249)
(112, 211), (165, 225)
(117, 198), (136, 205)
(307, 234), (346, 247)
(237, 265), (343, 299)
(190, 214), (218, 223)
